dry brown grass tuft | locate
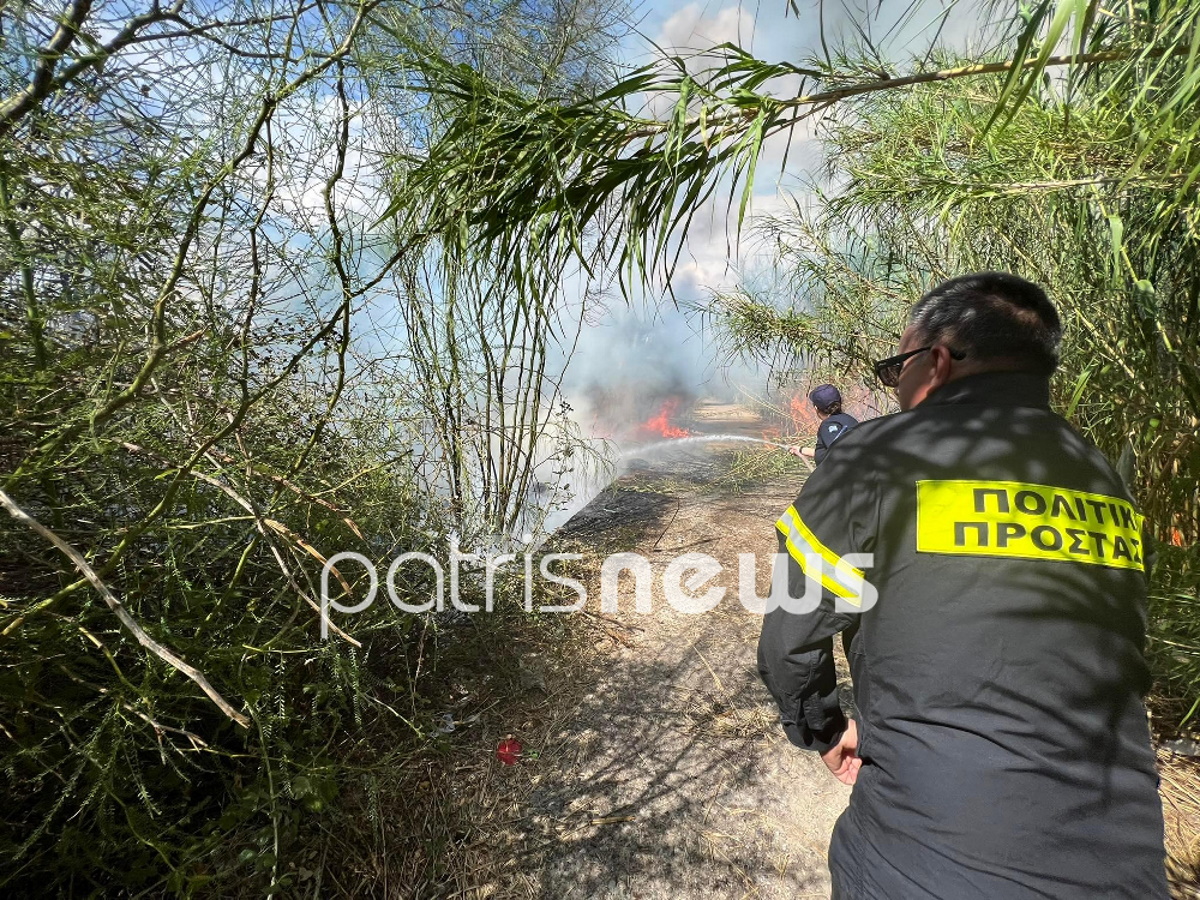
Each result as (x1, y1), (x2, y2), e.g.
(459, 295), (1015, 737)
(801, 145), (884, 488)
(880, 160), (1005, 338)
(1161, 750), (1200, 899)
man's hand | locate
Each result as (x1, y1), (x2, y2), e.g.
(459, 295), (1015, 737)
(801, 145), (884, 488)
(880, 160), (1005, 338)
(787, 446), (816, 459)
(821, 719), (861, 785)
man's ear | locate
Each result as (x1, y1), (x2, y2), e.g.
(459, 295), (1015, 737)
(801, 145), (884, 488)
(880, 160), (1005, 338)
(928, 345), (957, 388)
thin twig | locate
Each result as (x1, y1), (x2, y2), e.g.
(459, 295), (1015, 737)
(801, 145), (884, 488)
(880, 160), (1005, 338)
(0, 488), (250, 728)
(120, 441), (362, 647)
(651, 497), (684, 551)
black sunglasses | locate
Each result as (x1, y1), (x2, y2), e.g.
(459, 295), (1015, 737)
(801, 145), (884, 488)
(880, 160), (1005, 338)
(872, 345), (966, 388)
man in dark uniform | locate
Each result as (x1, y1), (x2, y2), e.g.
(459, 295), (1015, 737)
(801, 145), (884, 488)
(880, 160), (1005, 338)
(757, 272), (1168, 899)
(792, 384), (859, 464)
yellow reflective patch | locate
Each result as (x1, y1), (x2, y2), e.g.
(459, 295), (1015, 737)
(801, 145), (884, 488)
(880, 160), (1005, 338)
(916, 480), (1145, 571)
(776, 506), (864, 604)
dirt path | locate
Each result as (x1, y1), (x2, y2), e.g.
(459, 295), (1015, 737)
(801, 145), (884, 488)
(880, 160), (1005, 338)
(441, 422), (1200, 900)
(458, 434), (1200, 900)
(504, 441), (850, 899)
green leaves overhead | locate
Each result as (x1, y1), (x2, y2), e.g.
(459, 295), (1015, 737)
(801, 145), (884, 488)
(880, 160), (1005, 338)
(384, 45), (796, 300)
(386, 2), (1200, 307)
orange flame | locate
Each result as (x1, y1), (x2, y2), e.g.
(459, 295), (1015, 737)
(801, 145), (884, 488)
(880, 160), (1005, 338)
(642, 398), (690, 438)
(789, 392), (820, 433)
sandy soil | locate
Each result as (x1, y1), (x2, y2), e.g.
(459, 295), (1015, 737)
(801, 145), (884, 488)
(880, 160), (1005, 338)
(505, 439), (850, 900)
(453, 431), (1200, 900)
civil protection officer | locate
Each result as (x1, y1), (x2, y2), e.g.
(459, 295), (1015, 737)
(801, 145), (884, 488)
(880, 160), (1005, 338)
(791, 384), (859, 464)
(757, 272), (1168, 898)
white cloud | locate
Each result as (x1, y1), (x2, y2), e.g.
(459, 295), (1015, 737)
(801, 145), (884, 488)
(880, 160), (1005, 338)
(631, 4), (838, 298)
(656, 3), (755, 53)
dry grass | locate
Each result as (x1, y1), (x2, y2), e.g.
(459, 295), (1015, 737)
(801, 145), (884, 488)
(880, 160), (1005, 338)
(312, 607), (620, 900)
(310, 438), (1200, 900)
(711, 446), (808, 495)
(324, 499), (670, 899)
(1162, 751), (1200, 899)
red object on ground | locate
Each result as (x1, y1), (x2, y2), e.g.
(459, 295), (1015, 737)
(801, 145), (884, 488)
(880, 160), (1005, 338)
(496, 736), (522, 765)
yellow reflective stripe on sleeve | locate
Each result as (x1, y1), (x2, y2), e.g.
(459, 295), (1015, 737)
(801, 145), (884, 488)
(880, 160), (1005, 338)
(915, 480), (1145, 571)
(775, 505), (865, 604)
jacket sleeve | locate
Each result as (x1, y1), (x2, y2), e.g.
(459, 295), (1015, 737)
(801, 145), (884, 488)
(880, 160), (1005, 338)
(813, 425), (830, 464)
(757, 548), (854, 753)
(757, 430), (876, 754)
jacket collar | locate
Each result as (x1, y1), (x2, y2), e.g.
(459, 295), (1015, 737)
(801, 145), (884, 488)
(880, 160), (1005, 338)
(921, 370), (1052, 409)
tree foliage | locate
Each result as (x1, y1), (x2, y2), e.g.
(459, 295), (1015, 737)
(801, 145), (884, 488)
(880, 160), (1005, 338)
(389, 0), (1200, 719)
(390, 1), (1200, 297)
(0, 0), (626, 892)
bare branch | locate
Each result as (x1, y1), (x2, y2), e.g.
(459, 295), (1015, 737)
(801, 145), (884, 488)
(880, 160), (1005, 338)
(119, 442), (363, 647)
(0, 0), (94, 136)
(0, 488), (251, 728)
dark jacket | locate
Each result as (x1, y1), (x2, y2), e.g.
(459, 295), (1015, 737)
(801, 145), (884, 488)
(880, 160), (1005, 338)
(758, 371), (1167, 899)
(814, 411), (858, 464)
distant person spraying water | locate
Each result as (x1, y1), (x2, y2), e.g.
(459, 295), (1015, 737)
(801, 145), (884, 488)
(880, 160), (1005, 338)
(786, 384), (858, 464)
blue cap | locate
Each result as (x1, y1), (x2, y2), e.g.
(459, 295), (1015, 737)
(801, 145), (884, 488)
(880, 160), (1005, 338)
(809, 384), (841, 410)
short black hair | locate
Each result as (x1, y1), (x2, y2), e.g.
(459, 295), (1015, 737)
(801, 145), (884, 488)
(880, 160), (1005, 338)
(909, 272), (1062, 376)
(816, 400), (842, 416)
